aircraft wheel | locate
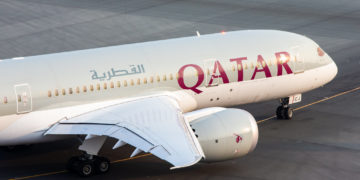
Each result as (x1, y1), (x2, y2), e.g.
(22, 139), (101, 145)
(94, 156), (110, 174)
(77, 160), (95, 177)
(283, 107), (293, 120)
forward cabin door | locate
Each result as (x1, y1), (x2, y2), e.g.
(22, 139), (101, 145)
(204, 59), (219, 87)
(14, 84), (32, 114)
(291, 46), (305, 74)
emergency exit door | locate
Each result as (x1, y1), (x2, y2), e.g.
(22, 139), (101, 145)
(14, 84), (32, 114)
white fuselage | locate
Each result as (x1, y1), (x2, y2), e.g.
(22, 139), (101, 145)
(0, 30), (337, 145)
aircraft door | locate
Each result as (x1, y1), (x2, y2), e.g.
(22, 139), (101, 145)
(204, 59), (219, 87)
(14, 84), (32, 114)
(291, 46), (305, 74)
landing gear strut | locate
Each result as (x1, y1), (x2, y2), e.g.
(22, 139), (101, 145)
(67, 154), (110, 177)
(276, 97), (294, 120)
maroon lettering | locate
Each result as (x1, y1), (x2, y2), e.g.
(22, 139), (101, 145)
(275, 52), (293, 76)
(208, 60), (230, 86)
(251, 55), (272, 80)
(177, 64), (204, 94)
(230, 57), (247, 82)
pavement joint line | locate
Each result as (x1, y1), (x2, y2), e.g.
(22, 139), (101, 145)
(8, 86), (360, 180)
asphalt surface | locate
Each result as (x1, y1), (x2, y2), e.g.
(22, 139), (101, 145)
(0, 0), (360, 179)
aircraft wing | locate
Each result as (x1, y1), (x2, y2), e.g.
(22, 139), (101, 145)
(45, 95), (204, 169)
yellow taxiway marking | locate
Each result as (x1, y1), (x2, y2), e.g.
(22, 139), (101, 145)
(257, 115), (276, 124)
(9, 170), (68, 180)
(9, 86), (360, 180)
(111, 153), (151, 163)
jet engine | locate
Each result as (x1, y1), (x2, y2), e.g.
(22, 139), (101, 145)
(187, 108), (258, 162)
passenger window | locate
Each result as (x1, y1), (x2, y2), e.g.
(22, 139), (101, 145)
(116, 81), (121, 88)
(110, 82), (114, 88)
(163, 75), (167, 81)
(90, 85), (94, 91)
(103, 83), (107, 90)
(55, 89), (59, 96)
(48, 91), (52, 97)
(156, 75), (160, 82)
(123, 80), (128, 87)
(150, 76), (154, 83)
(17, 95), (21, 102)
(130, 79), (134, 86)
(83, 86), (87, 93)
(169, 74), (174, 80)
(238, 64), (242, 71)
(4, 97), (8, 104)
(76, 87), (80, 94)
(69, 88), (73, 94)
(96, 84), (100, 91)
(137, 78), (140, 85)
(143, 77), (148, 84)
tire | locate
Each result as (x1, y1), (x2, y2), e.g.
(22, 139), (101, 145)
(94, 157), (110, 174)
(77, 160), (95, 177)
(276, 106), (284, 119)
(283, 107), (293, 120)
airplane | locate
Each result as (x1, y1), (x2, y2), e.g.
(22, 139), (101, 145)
(0, 30), (337, 177)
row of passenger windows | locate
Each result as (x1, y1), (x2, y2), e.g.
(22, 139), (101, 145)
(229, 58), (292, 72)
(47, 59), (292, 98)
(47, 74), (178, 97)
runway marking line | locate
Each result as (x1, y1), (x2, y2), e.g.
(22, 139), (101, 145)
(8, 86), (360, 180)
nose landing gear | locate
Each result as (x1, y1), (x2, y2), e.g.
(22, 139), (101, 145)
(67, 154), (110, 177)
(276, 97), (294, 120)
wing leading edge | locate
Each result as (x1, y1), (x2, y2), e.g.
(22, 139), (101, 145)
(45, 95), (204, 169)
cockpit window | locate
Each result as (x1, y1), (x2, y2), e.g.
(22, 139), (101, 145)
(317, 47), (325, 57)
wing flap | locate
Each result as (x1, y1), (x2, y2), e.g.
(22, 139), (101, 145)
(45, 95), (204, 168)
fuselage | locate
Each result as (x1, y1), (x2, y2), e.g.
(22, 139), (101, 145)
(0, 30), (337, 145)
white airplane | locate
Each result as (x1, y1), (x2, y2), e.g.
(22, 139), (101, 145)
(0, 30), (337, 176)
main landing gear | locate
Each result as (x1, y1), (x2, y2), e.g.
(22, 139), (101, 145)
(67, 154), (110, 177)
(276, 97), (294, 120)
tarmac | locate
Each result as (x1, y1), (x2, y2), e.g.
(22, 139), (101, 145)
(0, 0), (359, 179)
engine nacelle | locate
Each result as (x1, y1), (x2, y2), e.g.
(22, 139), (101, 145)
(188, 108), (258, 162)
